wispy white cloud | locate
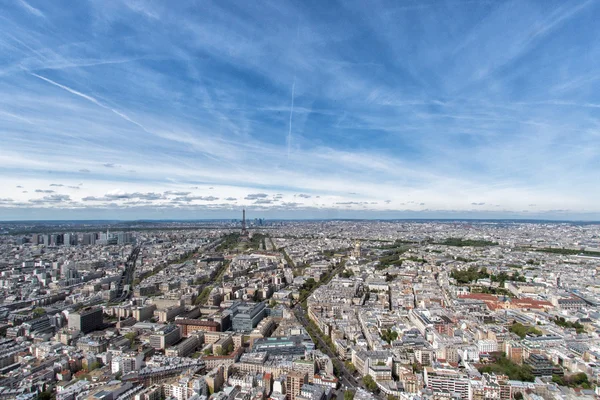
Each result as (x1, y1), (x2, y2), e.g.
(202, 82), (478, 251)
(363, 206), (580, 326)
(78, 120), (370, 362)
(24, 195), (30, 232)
(0, 0), (598, 219)
(17, 0), (44, 18)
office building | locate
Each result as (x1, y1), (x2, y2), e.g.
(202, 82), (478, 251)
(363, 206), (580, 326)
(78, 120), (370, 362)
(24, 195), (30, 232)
(112, 353), (144, 374)
(524, 354), (555, 377)
(117, 232), (134, 245)
(176, 319), (220, 336)
(149, 325), (182, 350)
(68, 307), (103, 334)
(82, 233), (96, 245)
(423, 366), (471, 400)
(252, 336), (309, 356)
(165, 335), (200, 357)
(132, 305), (157, 322)
(232, 302), (266, 332)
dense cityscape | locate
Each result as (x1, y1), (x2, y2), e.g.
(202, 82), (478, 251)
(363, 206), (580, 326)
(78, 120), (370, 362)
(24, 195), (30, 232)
(2, 1), (600, 400)
(0, 216), (598, 400)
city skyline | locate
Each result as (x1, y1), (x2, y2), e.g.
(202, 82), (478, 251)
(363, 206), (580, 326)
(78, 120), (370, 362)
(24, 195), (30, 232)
(1, 0), (600, 220)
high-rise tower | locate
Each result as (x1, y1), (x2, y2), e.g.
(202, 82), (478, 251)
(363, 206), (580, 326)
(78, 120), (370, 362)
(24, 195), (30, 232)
(241, 209), (248, 236)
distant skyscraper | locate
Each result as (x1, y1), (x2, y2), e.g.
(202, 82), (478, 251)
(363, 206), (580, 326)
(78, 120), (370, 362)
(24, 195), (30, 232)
(50, 234), (64, 246)
(82, 233), (95, 245)
(117, 232), (134, 245)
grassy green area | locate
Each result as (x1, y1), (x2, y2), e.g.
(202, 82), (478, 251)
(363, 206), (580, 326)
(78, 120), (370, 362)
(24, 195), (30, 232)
(553, 317), (585, 334)
(450, 266), (489, 284)
(471, 286), (514, 297)
(323, 247), (351, 257)
(380, 239), (420, 248)
(249, 233), (268, 250)
(405, 256), (426, 263)
(450, 266), (526, 285)
(509, 322), (542, 339)
(440, 238), (498, 247)
(552, 372), (590, 388)
(376, 247), (410, 269)
(535, 247), (600, 256)
(216, 233), (241, 252)
(478, 353), (535, 382)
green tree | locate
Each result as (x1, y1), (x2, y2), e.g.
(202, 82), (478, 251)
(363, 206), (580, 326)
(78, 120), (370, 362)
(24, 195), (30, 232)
(218, 342), (234, 356)
(450, 266), (490, 284)
(442, 238), (498, 247)
(381, 329), (398, 344)
(477, 353), (534, 382)
(124, 332), (136, 348)
(509, 322), (542, 339)
(194, 287), (212, 305)
(363, 375), (378, 392)
(341, 270), (354, 278)
(344, 390), (355, 400)
(304, 278), (317, 290)
(345, 361), (356, 374)
(553, 372), (589, 388)
(87, 361), (101, 372)
(552, 375), (565, 386)
(32, 307), (46, 318)
(37, 392), (52, 400)
(572, 372), (589, 386)
(553, 317), (585, 334)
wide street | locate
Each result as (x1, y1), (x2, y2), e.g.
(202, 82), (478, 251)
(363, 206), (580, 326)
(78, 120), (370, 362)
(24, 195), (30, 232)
(293, 304), (359, 391)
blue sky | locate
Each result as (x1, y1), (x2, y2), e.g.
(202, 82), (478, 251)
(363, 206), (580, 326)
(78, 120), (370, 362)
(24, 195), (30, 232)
(0, 0), (599, 220)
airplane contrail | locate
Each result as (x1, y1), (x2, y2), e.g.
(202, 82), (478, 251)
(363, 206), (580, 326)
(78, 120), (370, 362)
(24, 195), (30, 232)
(287, 76), (296, 158)
(30, 72), (152, 134)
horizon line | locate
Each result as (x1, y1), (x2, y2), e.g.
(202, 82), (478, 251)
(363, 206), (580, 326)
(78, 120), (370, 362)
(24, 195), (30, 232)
(1, 217), (599, 224)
